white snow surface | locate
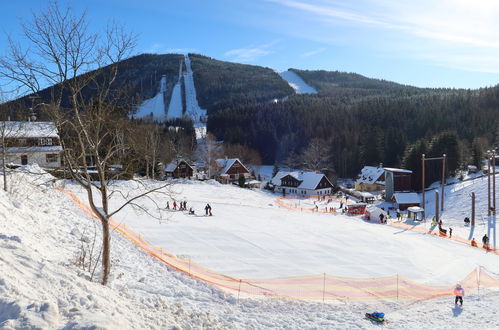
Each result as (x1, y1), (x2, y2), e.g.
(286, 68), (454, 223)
(135, 75), (167, 121)
(1, 169), (499, 329)
(166, 81), (183, 119)
(277, 70), (318, 94)
(183, 55), (207, 123)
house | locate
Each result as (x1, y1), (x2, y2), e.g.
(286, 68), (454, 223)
(271, 170), (334, 197)
(354, 166), (385, 192)
(214, 158), (250, 184)
(0, 121), (62, 168)
(165, 159), (195, 179)
(384, 167), (413, 201)
(391, 192), (420, 210)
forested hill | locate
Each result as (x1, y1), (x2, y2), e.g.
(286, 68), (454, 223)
(188, 54), (294, 112)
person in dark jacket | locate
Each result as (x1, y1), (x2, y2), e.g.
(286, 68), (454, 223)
(482, 234), (489, 249)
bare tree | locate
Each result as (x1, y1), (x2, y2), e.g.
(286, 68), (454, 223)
(1, 2), (172, 285)
(299, 138), (332, 172)
(195, 132), (222, 178)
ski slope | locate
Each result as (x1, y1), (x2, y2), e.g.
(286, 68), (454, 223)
(183, 54), (207, 123)
(277, 70), (318, 94)
(1, 168), (499, 328)
(135, 75), (167, 120)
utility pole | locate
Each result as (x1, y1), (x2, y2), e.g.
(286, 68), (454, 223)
(471, 192), (475, 227)
(488, 151), (491, 217)
(441, 154), (446, 211)
(435, 190), (439, 223)
(422, 154), (425, 219)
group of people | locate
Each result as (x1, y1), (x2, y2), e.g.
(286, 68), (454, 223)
(166, 200), (188, 211)
(204, 203), (213, 216)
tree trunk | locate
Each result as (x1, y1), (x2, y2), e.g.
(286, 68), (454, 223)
(100, 217), (111, 285)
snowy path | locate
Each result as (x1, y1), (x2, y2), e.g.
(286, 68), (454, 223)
(277, 70), (317, 94)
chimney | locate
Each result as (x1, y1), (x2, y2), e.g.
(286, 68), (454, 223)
(379, 163), (383, 168)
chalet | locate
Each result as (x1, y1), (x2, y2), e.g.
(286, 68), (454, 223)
(355, 166), (385, 191)
(392, 192), (420, 211)
(165, 159), (195, 179)
(271, 170), (334, 196)
(0, 121), (62, 168)
(215, 158), (250, 184)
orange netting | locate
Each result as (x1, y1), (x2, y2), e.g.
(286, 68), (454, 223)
(59, 188), (499, 301)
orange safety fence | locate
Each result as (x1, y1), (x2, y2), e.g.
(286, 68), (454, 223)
(59, 188), (499, 301)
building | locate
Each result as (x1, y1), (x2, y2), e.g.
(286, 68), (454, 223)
(391, 192), (421, 210)
(215, 158), (250, 183)
(354, 166), (385, 191)
(384, 168), (413, 201)
(0, 121), (62, 168)
(165, 159), (195, 179)
(271, 170), (334, 196)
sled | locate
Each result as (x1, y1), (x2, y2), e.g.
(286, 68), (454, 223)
(365, 313), (385, 324)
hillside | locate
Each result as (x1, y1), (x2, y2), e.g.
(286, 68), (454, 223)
(1, 167), (498, 328)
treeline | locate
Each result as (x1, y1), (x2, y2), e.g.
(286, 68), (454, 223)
(209, 87), (499, 187)
(189, 54), (294, 112)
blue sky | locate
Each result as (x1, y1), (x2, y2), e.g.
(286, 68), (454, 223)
(1, 0), (499, 90)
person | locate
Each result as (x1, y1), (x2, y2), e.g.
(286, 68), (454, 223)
(431, 216), (437, 227)
(471, 238), (478, 247)
(340, 202), (343, 209)
(208, 204), (212, 216)
(173, 201), (177, 210)
(166, 201), (170, 209)
(189, 207), (195, 215)
(464, 217), (470, 226)
(438, 219), (443, 227)
(449, 227), (453, 238)
(482, 234), (489, 250)
(205, 204), (209, 216)
(453, 284), (464, 306)
(379, 213), (384, 224)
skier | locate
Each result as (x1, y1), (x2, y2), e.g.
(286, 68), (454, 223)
(471, 238), (478, 247)
(189, 207), (195, 215)
(453, 284), (464, 306)
(208, 204), (212, 216)
(449, 227), (453, 238)
(379, 213), (384, 224)
(482, 234), (489, 250)
(166, 201), (170, 210)
(464, 217), (470, 226)
(205, 204), (209, 216)
(173, 201), (177, 210)
(431, 216), (437, 227)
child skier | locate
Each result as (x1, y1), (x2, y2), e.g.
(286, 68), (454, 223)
(453, 284), (464, 306)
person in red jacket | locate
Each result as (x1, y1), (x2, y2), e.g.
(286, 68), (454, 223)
(454, 284), (464, 306)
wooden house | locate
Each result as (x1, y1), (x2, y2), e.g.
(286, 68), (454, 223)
(165, 159), (195, 179)
(355, 166), (385, 192)
(215, 158), (250, 183)
(0, 121), (62, 168)
(271, 170), (334, 197)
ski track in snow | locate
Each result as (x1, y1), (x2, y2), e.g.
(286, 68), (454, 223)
(1, 167), (499, 329)
(277, 70), (317, 94)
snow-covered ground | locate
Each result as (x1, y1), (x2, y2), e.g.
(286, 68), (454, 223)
(277, 70), (318, 94)
(135, 75), (167, 121)
(1, 168), (499, 329)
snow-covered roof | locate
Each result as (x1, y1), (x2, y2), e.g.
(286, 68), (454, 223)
(356, 166), (385, 185)
(384, 167), (413, 174)
(215, 158), (249, 175)
(392, 192), (420, 205)
(165, 159), (193, 173)
(1, 121), (59, 138)
(272, 170), (331, 190)
(6, 146), (63, 153)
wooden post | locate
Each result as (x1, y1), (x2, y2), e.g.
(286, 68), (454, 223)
(472, 192), (475, 227)
(435, 190), (439, 223)
(441, 154), (446, 211)
(488, 153), (491, 216)
(422, 154), (426, 219)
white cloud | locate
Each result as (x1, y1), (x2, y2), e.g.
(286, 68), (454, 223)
(302, 47), (326, 57)
(224, 40), (279, 62)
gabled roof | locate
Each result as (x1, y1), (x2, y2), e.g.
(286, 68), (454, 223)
(0, 121), (59, 138)
(392, 192), (420, 205)
(165, 159), (193, 172)
(272, 170), (332, 190)
(356, 166), (385, 185)
(215, 158), (249, 175)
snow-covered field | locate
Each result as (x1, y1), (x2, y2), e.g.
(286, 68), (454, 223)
(1, 168), (499, 329)
(277, 70), (318, 94)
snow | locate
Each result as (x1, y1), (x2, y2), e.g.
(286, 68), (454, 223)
(166, 81), (183, 119)
(0, 121), (59, 138)
(183, 55), (207, 124)
(135, 75), (167, 121)
(356, 166), (385, 185)
(277, 70), (318, 94)
(1, 168), (499, 328)
(6, 145), (63, 153)
(392, 192), (421, 204)
(271, 170), (327, 190)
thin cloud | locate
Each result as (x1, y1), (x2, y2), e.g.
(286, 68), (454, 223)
(302, 47), (326, 57)
(224, 41), (279, 62)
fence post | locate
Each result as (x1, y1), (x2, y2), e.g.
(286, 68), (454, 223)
(322, 273), (326, 303)
(237, 279), (242, 304)
(397, 274), (399, 301)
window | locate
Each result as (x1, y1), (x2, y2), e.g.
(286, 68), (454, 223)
(39, 138), (53, 146)
(21, 155), (28, 165)
(46, 154), (58, 163)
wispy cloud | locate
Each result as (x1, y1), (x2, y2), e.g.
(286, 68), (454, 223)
(264, 0), (499, 72)
(302, 47), (326, 57)
(224, 40), (280, 62)
(146, 44), (197, 55)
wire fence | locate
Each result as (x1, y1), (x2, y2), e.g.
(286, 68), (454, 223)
(60, 188), (499, 301)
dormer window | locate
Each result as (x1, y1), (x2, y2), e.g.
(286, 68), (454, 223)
(39, 138), (53, 146)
